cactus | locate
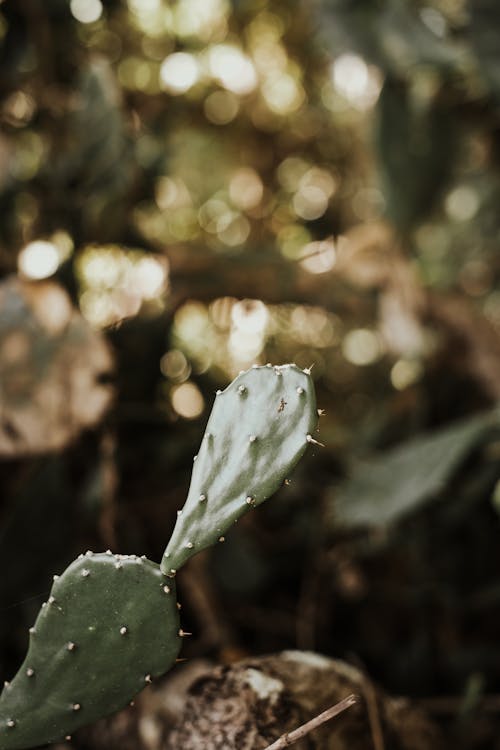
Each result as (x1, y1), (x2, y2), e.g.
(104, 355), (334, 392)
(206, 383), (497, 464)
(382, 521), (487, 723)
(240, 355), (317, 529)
(0, 364), (317, 749)
(161, 364), (318, 573)
(0, 553), (181, 750)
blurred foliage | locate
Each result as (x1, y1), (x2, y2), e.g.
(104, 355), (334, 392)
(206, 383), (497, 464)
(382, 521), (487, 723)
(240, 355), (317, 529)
(1, 0), (500, 746)
(0, 276), (113, 455)
(332, 406), (500, 527)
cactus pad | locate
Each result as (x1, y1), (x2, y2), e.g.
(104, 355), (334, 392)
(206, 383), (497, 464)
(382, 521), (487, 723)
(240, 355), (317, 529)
(161, 364), (318, 573)
(0, 553), (181, 750)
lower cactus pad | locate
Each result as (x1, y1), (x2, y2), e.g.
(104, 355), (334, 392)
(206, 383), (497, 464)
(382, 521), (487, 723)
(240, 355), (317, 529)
(0, 553), (181, 750)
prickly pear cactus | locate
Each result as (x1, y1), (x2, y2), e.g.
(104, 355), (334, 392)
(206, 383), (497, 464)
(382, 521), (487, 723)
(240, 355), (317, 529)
(161, 363), (318, 574)
(0, 553), (181, 750)
(0, 363), (318, 750)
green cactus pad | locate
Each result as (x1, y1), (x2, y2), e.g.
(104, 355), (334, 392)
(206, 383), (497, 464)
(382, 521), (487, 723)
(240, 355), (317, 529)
(0, 553), (181, 750)
(161, 364), (318, 573)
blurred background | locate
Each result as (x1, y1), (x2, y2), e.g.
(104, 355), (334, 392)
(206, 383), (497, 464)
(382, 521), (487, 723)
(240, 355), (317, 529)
(1, 0), (500, 746)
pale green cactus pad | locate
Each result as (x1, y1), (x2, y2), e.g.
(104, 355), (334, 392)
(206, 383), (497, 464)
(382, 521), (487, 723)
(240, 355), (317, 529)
(161, 363), (318, 573)
(0, 553), (181, 750)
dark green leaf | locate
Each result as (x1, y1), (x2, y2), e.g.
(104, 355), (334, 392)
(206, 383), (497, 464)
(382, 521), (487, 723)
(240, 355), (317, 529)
(331, 407), (500, 528)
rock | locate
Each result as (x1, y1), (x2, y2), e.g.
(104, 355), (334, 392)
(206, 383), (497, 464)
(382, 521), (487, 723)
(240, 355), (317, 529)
(164, 651), (444, 750)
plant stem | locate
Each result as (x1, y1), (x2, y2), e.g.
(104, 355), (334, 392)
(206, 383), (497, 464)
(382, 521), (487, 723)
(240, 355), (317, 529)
(262, 693), (358, 750)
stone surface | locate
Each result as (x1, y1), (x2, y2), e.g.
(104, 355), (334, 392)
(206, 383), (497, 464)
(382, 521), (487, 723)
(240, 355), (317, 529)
(164, 651), (444, 750)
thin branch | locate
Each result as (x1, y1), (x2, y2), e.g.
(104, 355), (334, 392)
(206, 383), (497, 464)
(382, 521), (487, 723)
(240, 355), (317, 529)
(178, 551), (234, 651)
(262, 694), (358, 750)
(361, 676), (385, 750)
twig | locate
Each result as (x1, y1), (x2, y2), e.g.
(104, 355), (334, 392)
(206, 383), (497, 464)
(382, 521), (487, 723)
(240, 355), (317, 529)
(262, 694), (358, 750)
(179, 551), (234, 651)
(98, 431), (118, 551)
(295, 496), (328, 650)
(361, 676), (385, 750)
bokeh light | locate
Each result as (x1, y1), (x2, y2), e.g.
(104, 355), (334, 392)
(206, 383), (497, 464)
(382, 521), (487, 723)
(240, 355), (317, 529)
(229, 168), (264, 210)
(261, 73), (305, 115)
(208, 44), (258, 95)
(228, 300), (267, 362)
(77, 246), (169, 327)
(331, 53), (382, 110)
(390, 359), (423, 390)
(160, 52), (199, 93)
(171, 0), (229, 41)
(171, 381), (205, 419)
(18, 240), (60, 280)
(444, 185), (480, 222)
(70, 0), (103, 24)
(299, 238), (336, 274)
(204, 90), (239, 124)
(293, 185), (329, 221)
(172, 298), (345, 378)
(342, 328), (382, 366)
(160, 349), (192, 382)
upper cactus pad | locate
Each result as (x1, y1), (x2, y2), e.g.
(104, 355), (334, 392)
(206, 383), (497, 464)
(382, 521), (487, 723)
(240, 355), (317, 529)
(0, 553), (181, 750)
(161, 364), (318, 573)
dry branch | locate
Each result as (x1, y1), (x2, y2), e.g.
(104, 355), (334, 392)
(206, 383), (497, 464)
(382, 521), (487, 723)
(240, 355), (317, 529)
(262, 693), (358, 750)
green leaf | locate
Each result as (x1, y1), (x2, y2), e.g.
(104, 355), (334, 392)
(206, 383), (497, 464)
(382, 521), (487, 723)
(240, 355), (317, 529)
(469, 0), (500, 104)
(330, 408), (500, 528)
(375, 77), (455, 230)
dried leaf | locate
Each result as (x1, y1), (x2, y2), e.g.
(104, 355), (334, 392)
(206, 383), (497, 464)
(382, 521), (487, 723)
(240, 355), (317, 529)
(0, 276), (114, 456)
